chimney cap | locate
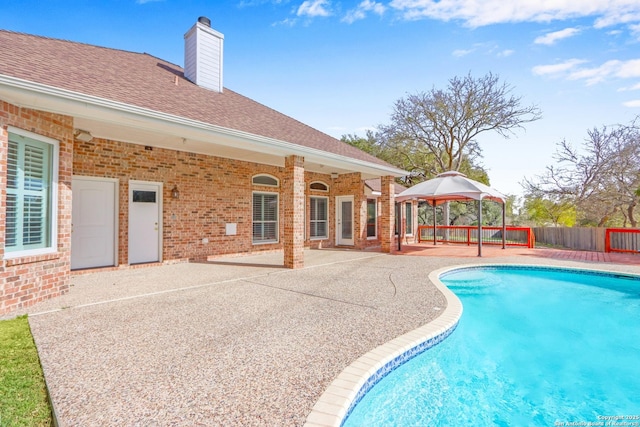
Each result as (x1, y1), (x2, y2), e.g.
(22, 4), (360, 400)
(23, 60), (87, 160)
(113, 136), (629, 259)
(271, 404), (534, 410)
(198, 16), (211, 27)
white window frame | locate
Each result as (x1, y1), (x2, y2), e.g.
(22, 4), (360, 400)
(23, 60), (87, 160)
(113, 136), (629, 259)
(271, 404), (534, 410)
(252, 191), (279, 244)
(4, 127), (59, 259)
(252, 174), (279, 187)
(366, 198), (377, 240)
(309, 196), (329, 240)
(405, 202), (413, 236)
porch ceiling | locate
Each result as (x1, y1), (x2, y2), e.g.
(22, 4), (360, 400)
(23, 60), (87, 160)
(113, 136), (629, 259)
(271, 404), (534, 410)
(1, 75), (406, 179)
(73, 116), (366, 177)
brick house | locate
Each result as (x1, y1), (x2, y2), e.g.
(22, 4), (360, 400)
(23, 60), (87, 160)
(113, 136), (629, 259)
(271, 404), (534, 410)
(0, 18), (415, 315)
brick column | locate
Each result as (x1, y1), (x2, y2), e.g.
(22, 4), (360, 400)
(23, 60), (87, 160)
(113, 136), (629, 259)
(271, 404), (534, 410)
(380, 176), (395, 253)
(283, 155), (305, 269)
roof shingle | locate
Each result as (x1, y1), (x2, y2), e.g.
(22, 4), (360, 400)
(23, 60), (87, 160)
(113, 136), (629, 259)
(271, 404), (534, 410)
(0, 30), (394, 168)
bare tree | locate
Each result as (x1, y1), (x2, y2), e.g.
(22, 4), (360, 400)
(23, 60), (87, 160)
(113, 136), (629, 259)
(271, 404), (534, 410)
(523, 119), (640, 227)
(377, 72), (542, 176)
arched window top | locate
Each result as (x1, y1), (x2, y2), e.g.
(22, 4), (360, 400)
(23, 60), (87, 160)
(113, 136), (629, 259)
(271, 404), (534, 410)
(252, 174), (279, 187)
(310, 181), (329, 192)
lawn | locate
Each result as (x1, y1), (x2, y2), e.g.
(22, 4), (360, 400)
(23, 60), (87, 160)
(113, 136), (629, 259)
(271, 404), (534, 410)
(0, 316), (52, 427)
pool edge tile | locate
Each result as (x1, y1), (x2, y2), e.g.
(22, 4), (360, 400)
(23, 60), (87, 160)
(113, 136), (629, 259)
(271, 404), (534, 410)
(303, 264), (464, 427)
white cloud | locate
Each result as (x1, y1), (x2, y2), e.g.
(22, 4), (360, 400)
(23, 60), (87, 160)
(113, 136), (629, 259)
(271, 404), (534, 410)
(623, 99), (640, 107)
(272, 17), (298, 26)
(388, 0), (640, 28)
(534, 27), (581, 45)
(452, 48), (474, 57)
(567, 60), (624, 84)
(594, 10), (640, 28)
(533, 58), (640, 85)
(532, 59), (586, 76)
(297, 0), (332, 17)
(343, 0), (386, 23)
(618, 82), (640, 91)
(498, 49), (515, 57)
(567, 59), (640, 84)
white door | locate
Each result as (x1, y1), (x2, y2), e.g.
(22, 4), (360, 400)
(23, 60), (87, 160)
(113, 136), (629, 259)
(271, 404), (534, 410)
(128, 181), (162, 264)
(71, 177), (118, 270)
(336, 196), (354, 246)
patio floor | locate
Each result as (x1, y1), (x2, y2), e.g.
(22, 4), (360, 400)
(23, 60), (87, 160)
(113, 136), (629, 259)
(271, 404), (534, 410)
(12, 247), (640, 426)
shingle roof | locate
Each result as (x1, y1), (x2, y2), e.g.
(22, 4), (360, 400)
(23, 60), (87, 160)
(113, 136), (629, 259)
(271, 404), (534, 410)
(0, 30), (394, 169)
(364, 178), (406, 195)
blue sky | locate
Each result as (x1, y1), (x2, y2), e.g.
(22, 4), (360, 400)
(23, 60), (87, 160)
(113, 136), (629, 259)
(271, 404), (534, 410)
(3, 0), (640, 197)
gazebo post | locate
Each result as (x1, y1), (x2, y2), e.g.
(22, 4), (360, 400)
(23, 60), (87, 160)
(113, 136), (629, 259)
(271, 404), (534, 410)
(502, 201), (506, 249)
(477, 196), (483, 257)
(432, 199), (437, 246)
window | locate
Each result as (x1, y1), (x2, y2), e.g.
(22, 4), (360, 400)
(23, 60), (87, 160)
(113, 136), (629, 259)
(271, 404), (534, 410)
(309, 197), (328, 239)
(132, 190), (157, 203)
(366, 199), (377, 238)
(309, 181), (329, 192)
(253, 192), (278, 243)
(394, 202), (401, 236)
(252, 174), (278, 187)
(405, 202), (413, 235)
(5, 129), (57, 256)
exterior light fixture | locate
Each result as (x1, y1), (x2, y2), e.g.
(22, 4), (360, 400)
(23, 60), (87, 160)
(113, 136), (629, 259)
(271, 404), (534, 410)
(74, 129), (93, 142)
(171, 185), (180, 199)
(330, 172), (339, 179)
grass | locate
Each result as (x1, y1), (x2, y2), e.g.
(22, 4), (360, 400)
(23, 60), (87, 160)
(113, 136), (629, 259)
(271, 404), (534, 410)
(0, 315), (53, 427)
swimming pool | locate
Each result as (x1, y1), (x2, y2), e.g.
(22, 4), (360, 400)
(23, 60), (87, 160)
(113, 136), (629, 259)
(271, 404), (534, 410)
(343, 266), (640, 426)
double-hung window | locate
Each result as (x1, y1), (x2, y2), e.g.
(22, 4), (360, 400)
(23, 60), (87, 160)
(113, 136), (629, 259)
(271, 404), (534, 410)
(309, 197), (328, 239)
(252, 192), (278, 243)
(5, 129), (57, 256)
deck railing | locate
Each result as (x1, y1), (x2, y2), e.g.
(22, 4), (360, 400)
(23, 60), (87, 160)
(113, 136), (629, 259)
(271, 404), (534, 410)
(417, 225), (535, 248)
(605, 228), (640, 254)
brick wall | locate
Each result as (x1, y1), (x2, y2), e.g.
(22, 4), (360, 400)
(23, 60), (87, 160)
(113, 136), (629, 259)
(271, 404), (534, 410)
(73, 136), (380, 266)
(0, 99), (395, 314)
(0, 101), (73, 315)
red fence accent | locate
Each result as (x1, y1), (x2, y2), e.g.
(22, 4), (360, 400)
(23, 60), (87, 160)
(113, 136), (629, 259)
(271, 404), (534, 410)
(605, 228), (640, 253)
(417, 225), (535, 248)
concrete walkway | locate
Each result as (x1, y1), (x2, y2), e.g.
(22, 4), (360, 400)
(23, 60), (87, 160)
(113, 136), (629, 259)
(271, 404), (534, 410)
(16, 248), (640, 426)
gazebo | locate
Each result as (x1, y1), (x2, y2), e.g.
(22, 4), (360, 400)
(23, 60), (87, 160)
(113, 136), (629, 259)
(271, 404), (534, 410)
(395, 171), (507, 256)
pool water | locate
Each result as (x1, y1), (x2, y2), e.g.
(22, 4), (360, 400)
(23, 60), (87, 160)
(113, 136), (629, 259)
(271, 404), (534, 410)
(343, 267), (640, 426)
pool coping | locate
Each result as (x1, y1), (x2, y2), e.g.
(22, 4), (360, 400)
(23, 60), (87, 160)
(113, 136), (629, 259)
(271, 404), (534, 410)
(303, 264), (464, 427)
(304, 263), (640, 427)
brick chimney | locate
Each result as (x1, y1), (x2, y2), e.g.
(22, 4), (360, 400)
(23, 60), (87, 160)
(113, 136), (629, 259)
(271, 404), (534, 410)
(184, 17), (224, 93)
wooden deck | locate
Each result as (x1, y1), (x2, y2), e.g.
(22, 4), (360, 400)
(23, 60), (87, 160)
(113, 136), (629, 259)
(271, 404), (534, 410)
(398, 243), (640, 265)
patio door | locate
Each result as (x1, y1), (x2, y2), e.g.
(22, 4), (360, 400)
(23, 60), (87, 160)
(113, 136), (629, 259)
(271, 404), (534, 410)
(128, 180), (162, 264)
(71, 177), (118, 269)
(336, 196), (354, 246)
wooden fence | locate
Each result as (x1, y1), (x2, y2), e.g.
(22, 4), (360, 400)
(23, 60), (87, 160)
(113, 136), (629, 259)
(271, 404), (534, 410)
(532, 227), (607, 252)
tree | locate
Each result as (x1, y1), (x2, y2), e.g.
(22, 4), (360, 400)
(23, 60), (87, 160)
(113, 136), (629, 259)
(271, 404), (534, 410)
(522, 196), (576, 227)
(523, 119), (640, 227)
(377, 72), (542, 178)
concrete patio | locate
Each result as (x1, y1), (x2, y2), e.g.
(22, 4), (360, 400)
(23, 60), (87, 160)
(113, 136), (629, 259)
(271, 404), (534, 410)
(10, 247), (640, 426)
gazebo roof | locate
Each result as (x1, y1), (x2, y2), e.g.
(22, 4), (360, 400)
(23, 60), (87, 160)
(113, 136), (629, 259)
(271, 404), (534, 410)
(395, 171), (506, 204)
